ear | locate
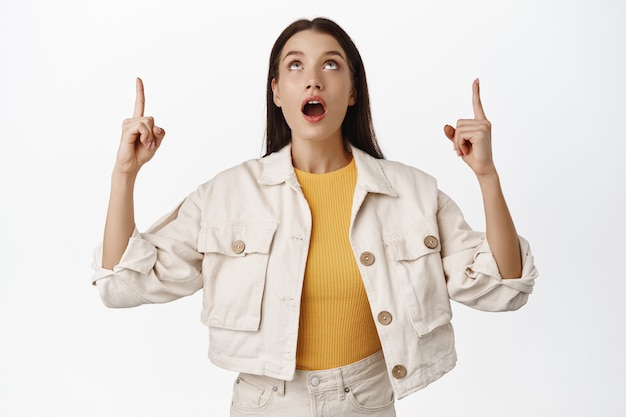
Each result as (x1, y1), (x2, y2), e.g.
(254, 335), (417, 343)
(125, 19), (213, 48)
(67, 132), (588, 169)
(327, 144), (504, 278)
(271, 78), (281, 107)
(348, 84), (357, 106)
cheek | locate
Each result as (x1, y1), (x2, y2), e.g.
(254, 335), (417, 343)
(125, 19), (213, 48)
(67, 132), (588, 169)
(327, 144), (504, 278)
(280, 90), (302, 114)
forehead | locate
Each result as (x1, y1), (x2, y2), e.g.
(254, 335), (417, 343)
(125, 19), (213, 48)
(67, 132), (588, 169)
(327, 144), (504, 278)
(280, 30), (346, 59)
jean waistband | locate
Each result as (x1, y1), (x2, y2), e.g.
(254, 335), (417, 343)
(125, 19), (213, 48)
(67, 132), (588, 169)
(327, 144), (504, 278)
(238, 350), (387, 399)
(290, 350), (386, 393)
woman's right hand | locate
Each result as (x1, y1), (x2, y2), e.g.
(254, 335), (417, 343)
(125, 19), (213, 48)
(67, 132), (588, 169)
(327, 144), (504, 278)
(114, 78), (166, 175)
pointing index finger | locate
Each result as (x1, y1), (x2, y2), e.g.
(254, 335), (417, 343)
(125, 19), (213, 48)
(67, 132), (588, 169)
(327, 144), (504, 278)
(133, 77), (145, 118)
(472, 78), (487, 120)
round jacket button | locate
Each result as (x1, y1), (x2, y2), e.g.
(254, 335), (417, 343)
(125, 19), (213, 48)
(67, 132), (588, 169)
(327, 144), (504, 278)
(423, 235), (439, 249)
(392, 365), (407, 379)
(377, 311), (393, 325)
(360, 252), (375, 266)
(231, 240), (246, 254)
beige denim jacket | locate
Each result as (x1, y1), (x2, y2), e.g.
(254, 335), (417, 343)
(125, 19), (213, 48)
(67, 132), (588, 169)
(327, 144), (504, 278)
(91, 144), (537, 400)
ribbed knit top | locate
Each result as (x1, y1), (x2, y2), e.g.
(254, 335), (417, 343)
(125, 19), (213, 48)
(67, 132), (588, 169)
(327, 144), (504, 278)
(294, 158), (382, 370)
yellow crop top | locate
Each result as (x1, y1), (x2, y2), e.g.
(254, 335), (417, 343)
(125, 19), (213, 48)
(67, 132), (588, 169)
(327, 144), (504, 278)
(294, 157), (382, 370)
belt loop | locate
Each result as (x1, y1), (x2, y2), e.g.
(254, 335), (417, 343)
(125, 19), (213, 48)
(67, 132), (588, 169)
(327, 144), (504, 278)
(335, 369), (346, 401)
(276, 380), (285, 397)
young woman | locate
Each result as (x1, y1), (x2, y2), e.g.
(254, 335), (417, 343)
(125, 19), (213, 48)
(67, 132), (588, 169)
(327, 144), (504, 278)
(93, 17), (537, 417)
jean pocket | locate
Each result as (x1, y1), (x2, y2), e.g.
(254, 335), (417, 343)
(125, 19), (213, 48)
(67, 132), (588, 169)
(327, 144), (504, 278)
(230, 374), (275, 414)
(346, 371), (395, 414)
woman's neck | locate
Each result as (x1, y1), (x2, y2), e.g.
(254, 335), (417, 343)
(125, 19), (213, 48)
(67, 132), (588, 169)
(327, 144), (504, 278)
(291, 138), (352, 174)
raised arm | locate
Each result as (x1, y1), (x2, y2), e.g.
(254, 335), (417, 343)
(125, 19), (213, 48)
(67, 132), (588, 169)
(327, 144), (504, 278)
(102, 78), (166, 269)
(443, 79), (522, 279)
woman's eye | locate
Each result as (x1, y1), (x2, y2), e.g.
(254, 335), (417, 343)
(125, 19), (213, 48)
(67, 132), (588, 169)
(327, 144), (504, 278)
(288, 61), (302, 70)
(324, 60), (338, 70)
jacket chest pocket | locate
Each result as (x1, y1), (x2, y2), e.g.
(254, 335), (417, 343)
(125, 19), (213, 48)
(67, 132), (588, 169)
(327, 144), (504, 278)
(383, 217), (452, 336)
(198, 221), (278, 331)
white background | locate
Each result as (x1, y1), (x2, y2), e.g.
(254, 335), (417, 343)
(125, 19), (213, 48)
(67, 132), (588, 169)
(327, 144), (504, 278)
(1, 0), (625, 416)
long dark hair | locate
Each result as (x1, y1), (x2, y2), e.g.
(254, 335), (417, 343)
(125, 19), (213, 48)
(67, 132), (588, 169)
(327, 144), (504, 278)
(264, 17), (384, 159)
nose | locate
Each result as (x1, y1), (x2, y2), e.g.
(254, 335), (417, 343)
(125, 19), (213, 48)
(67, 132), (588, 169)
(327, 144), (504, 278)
(305, 68), (323, 91)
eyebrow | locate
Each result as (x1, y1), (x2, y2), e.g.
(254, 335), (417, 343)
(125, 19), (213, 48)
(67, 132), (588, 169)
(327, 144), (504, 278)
(281, 50), (347, 62)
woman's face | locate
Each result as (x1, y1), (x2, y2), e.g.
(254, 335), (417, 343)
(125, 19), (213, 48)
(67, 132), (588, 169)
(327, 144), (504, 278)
(271, 30), (355, 147)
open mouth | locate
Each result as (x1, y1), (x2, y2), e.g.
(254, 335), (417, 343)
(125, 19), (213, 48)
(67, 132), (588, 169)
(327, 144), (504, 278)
(303, 101), (325, 116)
(301, 96), (327, 121)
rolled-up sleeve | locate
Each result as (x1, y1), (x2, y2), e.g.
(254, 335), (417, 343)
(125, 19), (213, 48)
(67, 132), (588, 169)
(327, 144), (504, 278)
(91, 193), (204, 308)
(437, 192), (538, 311)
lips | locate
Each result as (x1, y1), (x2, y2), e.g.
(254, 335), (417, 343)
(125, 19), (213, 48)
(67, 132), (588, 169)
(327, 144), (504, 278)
(301, 96), (327, 122)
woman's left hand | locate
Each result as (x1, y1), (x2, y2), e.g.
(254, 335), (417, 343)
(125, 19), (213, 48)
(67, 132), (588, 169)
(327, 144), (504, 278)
(443, 79), (497, 178)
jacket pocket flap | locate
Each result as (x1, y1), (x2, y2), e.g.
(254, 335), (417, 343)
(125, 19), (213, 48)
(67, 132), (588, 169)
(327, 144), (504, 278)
(198, 221), (278, 256)
(383, 217), (440, 261)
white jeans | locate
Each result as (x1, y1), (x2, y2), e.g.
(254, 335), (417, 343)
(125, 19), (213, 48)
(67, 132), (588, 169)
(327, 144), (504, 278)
(230, 351), (396, 417)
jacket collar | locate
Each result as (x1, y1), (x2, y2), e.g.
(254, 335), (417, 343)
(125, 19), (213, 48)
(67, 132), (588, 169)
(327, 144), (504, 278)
(258, 143), (397, 197)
